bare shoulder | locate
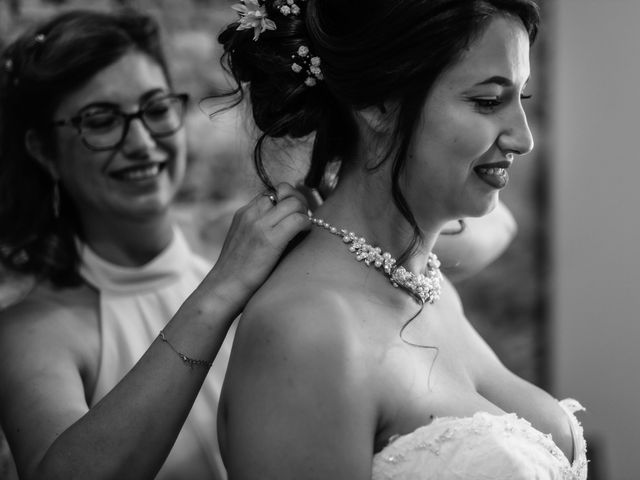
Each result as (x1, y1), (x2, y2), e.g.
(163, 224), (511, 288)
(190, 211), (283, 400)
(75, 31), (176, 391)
(0, 282), (99, 357)
(0, 282), (100, 399)
(0, 283), (100, 472)
(223, 268), (375, 408)
(234, 274), (362, 370)
(220, 271), (378, 479)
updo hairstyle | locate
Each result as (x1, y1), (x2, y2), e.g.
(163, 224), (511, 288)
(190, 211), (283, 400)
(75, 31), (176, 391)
(220, 0), (540, 259)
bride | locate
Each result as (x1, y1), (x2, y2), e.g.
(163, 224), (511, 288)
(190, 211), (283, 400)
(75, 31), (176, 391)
(216, 0), (587, 478)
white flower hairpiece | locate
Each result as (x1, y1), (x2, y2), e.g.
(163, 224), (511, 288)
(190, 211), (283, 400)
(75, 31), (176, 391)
(274, 0), (305, 16)
(232, 0), (276, 41)
(291, 45), (323, 87)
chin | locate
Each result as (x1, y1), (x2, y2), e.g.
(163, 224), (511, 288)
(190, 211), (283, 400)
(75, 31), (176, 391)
(461, 192), (500, 218)
(124, 195), (173, 220)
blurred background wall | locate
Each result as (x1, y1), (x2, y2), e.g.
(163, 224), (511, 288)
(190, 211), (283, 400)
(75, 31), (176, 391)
(552, 1), (640, 479)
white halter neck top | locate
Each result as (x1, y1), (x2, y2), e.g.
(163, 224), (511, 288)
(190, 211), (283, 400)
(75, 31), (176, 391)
(79, 229), (231, 480)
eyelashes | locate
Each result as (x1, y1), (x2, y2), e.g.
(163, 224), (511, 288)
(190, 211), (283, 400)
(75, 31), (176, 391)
(471, 93), (532, 112)
(472, 99), (500, 112)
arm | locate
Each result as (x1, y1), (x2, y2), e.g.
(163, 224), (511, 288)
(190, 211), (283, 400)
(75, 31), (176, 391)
(0, 183), (310, 480)
(434, 200), (517, 282)
(220, 295), (377, 480)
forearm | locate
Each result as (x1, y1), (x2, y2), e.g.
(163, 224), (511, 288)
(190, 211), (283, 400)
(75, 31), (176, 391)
(31, 276), (241, 480)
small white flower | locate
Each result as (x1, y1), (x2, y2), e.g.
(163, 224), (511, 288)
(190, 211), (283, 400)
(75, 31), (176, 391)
(310, 56), (321, 67)
(304, 77), (317, 87)
(232, 0), (277, 41)
(297, 45), (309, 57)
(280, 5), (291, 15)
(291, 63), (303, 73)
(291, 4), (300, 15)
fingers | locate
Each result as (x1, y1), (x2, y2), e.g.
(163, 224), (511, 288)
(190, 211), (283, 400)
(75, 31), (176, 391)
(250, 183), (312, 247)
(264, 191), (278, 207)
(212, 182), (313, 299)
(265, 197), (309, 229)
(274, 182), (308, 209)
(262, 184), (310, 225)
(247, 182), (307, 215)
(295, 183), (324, 211)
(253, 190), (278, 212)
(229, 183), (309, 232)
(268, 211), (312, 246)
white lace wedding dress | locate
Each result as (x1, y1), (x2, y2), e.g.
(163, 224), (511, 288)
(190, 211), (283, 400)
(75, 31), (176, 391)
(372, 398), (587, 480)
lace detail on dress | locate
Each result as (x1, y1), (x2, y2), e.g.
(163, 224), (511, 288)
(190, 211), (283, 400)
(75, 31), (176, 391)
(372, 398), (587, 480)
(559, 398), (588, 480)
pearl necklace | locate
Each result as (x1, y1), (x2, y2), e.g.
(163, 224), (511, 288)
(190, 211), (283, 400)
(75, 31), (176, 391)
(310, 216), (443, 305)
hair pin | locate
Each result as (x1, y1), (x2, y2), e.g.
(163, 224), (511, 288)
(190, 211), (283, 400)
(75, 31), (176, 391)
(291, 45), (323, 87)
(274, 0), (305, 16)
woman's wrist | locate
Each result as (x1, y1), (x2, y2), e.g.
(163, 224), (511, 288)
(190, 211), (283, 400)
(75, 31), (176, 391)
(164, 278), (243, 361)
(189, 268), (255, 324)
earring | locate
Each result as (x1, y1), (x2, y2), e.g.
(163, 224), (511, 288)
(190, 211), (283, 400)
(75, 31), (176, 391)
(52, 180), (60, 218)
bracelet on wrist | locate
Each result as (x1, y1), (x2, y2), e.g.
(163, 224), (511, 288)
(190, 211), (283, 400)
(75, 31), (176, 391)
(159, 330), (213, 369)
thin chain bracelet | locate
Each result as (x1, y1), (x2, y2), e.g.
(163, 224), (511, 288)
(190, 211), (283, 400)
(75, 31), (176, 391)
(159, 330), (213, 369)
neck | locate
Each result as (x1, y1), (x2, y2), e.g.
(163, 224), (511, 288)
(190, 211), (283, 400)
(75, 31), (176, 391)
(79, 211), (174, 267)
(316, 171), (446, 274)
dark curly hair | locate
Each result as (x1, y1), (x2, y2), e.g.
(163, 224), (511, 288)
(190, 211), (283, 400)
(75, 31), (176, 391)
(0, 9), (171, 287)
(219, 0), (539, 263)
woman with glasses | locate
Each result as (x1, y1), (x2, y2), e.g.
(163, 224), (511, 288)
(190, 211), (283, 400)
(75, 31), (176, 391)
(0, 9), (310, 480)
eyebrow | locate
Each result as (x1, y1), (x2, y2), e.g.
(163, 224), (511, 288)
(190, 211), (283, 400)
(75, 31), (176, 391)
(474, 76), (513, 87)
(473, 75), (530, 88)
(78, 88), (168, 113)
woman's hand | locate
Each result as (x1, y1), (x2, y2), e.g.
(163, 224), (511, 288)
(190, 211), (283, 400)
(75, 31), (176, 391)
(205, 182), (311, 314)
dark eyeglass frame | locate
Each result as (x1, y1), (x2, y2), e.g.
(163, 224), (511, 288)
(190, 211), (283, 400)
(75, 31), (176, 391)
(50, 93), (189, 152)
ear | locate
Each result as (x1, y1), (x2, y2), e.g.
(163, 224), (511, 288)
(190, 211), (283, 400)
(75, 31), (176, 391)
(354, 102), (395, 136)
(25, 129), (59, 179)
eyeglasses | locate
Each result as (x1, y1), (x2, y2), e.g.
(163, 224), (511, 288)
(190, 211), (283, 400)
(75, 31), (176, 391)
(51, 93), (189, 151)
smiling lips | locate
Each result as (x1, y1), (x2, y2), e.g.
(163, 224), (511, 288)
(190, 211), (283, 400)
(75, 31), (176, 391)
(474, 160), (511, 189)
(111, 162), (167, 182)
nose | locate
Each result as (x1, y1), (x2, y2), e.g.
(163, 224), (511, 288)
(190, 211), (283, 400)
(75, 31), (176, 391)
(121, 117), (156, 156)
(498, 103), (534, 156)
